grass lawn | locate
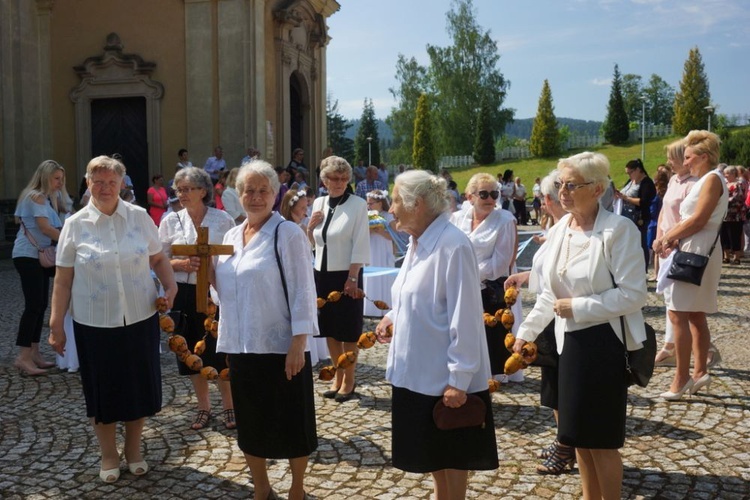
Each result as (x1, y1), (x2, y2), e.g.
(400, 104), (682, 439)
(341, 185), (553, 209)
(446, 136), (677, 195)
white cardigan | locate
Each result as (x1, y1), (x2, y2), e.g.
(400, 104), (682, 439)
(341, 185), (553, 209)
(311, 194), (370, 271)
(517, 208), (648, 353)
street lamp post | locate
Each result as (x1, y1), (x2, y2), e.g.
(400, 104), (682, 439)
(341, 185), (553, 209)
(367, 136), (373, 166)
(704, 105), (715, 132)
(640, 95), (646, 162)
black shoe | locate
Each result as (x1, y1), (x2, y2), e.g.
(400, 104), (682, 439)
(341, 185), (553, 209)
(322, 389), (339, 399)
(334, 384), (357, 403)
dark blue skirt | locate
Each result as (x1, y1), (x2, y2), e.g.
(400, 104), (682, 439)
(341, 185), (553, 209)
(74, 314), (162, 424)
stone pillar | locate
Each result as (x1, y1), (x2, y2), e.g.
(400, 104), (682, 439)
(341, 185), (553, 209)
(217, 0), (245, 168)
(184, 0), (214, 165)
(248, 0), (266, 159)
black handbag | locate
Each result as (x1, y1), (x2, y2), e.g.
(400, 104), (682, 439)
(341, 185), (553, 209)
(620, 317), (656, 388)
(530, 320), (558, 368)
(666, 206), (724, 286)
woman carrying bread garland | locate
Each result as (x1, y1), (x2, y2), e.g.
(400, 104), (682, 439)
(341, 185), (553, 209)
(514, 152), (647, 499)
(450, 173), (519, 383)
(376, 170), (498, 499)
(158, 167), (236, 430)
(307, 156), (369, 403)
(212, 160), (318, 500)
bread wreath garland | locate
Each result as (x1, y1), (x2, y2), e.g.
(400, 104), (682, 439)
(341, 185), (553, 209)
(156, 297), (229, 381)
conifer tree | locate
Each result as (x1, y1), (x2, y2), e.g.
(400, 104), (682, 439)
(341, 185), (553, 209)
(673, 47), (711, 135)
(354, 98), (380, 166)
(473, 98), (495, 164)
(529, 80), (560, 157)
(603, 64), (630, 145)
(412, 94), (437, 172)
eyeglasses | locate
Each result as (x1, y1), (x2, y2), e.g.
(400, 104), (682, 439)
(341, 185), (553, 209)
(174, 187), (202, 195)
(554, 181), (594, 192)
(325, 176), (348, 183)
(474, 190), (499, 200)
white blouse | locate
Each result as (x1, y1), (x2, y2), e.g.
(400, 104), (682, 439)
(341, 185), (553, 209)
(215, 212), (318, 354)
(57, 200), (162, 328)
(311, 194), (370, 271)
(159, 208), (235, 285)
(385, 214), (491, 396)
(221, 188), (244, 221)
(450, 207), (516, 285)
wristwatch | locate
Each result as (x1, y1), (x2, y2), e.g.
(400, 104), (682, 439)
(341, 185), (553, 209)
(347, 275), (358, 283)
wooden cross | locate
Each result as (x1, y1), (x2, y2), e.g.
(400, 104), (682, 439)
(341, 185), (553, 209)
(171, 227), (234, 313)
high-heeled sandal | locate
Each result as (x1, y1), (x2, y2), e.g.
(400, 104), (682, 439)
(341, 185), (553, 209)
(690, 374), (711, 395)
(128, 460), (149, 476)
(223, 408), (237, 430)
(99, 466), (121, 483)
(659, 378), (694, 401)
(536, 444), (575, 475)
(190, 410), (211, 430)
(654, 347), (676, 367)
(13, 359), (49, 377)
(538, 439), (559, 459)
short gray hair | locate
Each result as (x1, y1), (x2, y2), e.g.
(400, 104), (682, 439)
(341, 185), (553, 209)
(320, 156), (352, 183)
(174, 167), (214, 205)
(540, 169), (560, 202)
(394, 169), (449, 217)
(557, 151), (610, 198)
(86, 155), (126, 180)
(236, 160), (279, 196)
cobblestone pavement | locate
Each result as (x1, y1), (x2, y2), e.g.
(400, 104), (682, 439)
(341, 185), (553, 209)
(1, 255), (749, 500)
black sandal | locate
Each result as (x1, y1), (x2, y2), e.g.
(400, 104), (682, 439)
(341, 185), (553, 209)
(223, 408), (236, 430)
(191, 410), (211, 430)
(537, 444), (575, 475)
(539, 439), (559, 459)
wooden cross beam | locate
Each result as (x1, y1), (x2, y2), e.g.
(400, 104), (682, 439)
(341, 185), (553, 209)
(171, 227), (234, 313)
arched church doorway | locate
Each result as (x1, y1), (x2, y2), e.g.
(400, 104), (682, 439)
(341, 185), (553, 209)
(91, 97), (148, 204)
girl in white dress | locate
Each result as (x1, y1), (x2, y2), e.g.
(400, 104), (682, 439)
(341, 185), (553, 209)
(364, 190), (396, 316)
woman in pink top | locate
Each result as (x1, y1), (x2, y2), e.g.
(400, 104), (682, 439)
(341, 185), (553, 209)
(147, 174), (168, 225)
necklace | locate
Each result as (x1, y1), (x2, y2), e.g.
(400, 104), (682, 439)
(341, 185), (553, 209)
(558, 227), (591, 277)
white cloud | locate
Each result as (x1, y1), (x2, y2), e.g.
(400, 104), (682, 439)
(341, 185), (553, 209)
(591, 78), (612, 86)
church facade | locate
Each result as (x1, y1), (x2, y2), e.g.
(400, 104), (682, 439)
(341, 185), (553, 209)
(0, 0), (339, 203)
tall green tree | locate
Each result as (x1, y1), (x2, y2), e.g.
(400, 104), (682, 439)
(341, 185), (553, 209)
(643, 74), (675, 126)
(326, 96), (354, 164)
(386, 55), (428, 164)
(621, 74), (644, 125)
(673, 47), (711, 135)
(426, 0), (512, 156)
(354, 98), (380, 166)
(412, 94), (437, 172)
(529, 79), (560, 157)
(603, 64), (630, 145)
(473, 99), (495, 164)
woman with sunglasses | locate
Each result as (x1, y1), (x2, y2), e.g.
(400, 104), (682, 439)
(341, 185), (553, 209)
(615, 159), (655, 270)
(451, 173), (519, 382)
(514, 152), (648, 499)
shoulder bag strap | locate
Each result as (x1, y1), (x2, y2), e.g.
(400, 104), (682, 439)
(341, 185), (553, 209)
(274, 220), (290, 312)
(20, 220), (43, 251)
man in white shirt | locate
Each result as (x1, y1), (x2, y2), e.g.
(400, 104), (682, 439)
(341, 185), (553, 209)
(203, 146), (226, 183)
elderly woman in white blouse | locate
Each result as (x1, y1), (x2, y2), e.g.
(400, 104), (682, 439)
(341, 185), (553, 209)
(159, 167), (236, 431)
(514, 152), (647, 499)
(212, 160), (318, 500)
(49, 155), (177, 483)
(376, 170), (498, 500)
(450, 173), (518, 381)
(221, 167), (245, 224)
(308, 156), (369, 402)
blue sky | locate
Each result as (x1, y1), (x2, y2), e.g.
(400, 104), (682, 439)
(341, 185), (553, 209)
(326, 0), (750, 123)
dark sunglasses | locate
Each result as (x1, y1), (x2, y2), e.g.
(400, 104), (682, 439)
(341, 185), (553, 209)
(475, 190), (500, 200)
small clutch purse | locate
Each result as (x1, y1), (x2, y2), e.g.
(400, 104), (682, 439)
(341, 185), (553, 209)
(432, 394), (486, 431)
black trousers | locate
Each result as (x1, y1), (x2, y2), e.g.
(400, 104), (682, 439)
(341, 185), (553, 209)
(14, 257), (55, 347)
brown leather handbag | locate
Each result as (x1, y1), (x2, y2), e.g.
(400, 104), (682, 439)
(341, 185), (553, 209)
(432, 394), (486, 431)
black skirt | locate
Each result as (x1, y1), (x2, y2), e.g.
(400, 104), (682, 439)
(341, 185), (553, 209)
(74, 314), (162, 424)
(481, 279), (511, 375)
(229, 352), (317, 459)
(537, 321), (559, 410)
(173, 282), (228, 375)
(315, 269), (364, 343)
(557, 323), (627, 449)
(391, 386), (498, 473)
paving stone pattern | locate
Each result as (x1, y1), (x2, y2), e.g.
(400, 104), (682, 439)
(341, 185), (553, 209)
(1, 257), (749, 499)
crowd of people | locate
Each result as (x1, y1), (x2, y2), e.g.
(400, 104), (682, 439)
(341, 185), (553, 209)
(10, 129), (739, 498)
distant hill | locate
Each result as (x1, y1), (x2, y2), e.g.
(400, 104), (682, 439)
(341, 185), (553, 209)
(345, 117), (601, 143)
(345, 119), (393, 141)
(505, 117), (603, 139)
